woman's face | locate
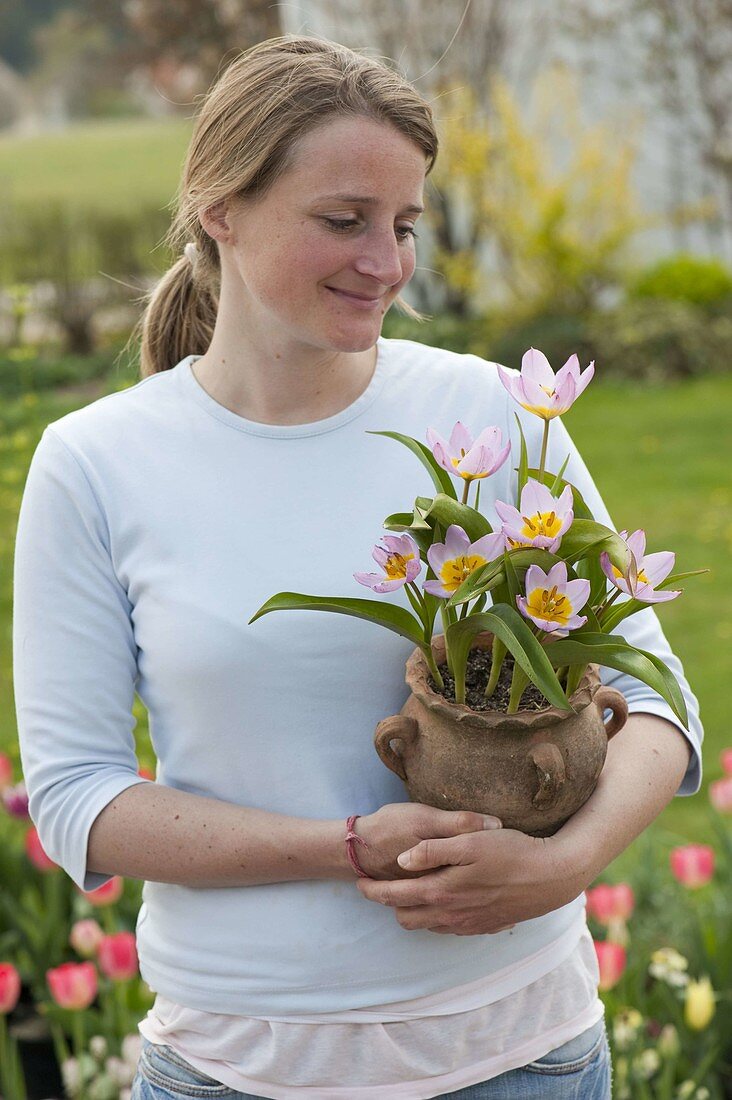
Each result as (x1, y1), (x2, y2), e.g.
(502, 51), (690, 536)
(211, 114), (428, 354)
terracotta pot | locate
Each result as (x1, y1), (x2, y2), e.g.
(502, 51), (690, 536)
(375, 631), (628, 837)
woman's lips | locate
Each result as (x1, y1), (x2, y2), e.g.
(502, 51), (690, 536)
(326, 287), (383, 309)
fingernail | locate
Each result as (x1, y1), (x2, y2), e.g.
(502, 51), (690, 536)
(482, 816), (502, 829)
(397, 851), (411, 867)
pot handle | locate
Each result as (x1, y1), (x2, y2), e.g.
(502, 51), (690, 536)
(528, 742), (566, 809)
(374, 715), (419, 782)
(594, 686), (628, 741)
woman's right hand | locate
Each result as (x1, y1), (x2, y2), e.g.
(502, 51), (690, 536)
(351, 802), (502, 880)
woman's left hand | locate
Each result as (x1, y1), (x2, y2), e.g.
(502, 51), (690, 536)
(355, 827), (588, 935)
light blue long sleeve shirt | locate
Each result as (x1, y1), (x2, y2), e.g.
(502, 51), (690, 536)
(12, 336), (703, 1014)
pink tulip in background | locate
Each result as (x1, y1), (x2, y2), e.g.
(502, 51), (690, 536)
(670, 844), (715, 888)
(79, 875), (124, 907)
(25, 825), (58, 872)
(586, 883), (635, 924)
(710, 776), (732, 813)
(721, 748), (732, 776)
(98, 932), (138, 981)
(496, 348), (595, 420)
(46, 961), (97, 1010)
(0, 753), (12, 791)
(2, 782), (29, 819)
(0, 963), (21, 1014)
(70, 919), (105, 958)
(594, 941), (627, 990)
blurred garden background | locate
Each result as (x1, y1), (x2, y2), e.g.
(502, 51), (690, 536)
(0, 1), (731, 1097)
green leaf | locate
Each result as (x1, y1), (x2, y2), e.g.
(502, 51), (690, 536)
(382, 506), (434, 555)
(367, 431), (457, 499)
(446, 606), (573, 711)
(514, 412), (529, 498)
(542, 633), (689, 728)
(421, 493), (494, 541)
(248, 592), (426, 647)
(549, 452), (571, 495)
(600, 568), (710, 633)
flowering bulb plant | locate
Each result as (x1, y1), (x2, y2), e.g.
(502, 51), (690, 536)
(250, 348), (705, 724)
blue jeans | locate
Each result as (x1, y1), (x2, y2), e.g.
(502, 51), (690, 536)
(131, 1015), (611, 1099)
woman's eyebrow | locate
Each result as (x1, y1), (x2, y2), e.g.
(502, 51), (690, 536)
(314, 193), (425, 214)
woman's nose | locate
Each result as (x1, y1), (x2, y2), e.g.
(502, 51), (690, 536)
(352, 229), (405, 287)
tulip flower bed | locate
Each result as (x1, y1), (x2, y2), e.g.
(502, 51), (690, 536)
(0, 754), (155, 1100)
(588, 748), (732, 1099)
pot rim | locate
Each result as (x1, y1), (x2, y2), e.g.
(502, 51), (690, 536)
(406, 631), (601, 732)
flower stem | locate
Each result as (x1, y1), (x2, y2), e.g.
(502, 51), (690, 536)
(484, 635), (507, 699)
(461, 479), (470, 505)
(538, 419), (550, 482)
(596, 586), (623, 622)
(421, 644), (444, 691)
(507, 663), (531, 714)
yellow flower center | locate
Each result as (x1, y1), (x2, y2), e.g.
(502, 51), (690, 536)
(439, 554), (488, 593)
(384, 552), (416, 580)
(519, 509), (562, 540)
(611, 564), (649, 585)
(526, 584), (571, 625)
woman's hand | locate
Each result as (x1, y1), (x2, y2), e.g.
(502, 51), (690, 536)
(356, 827), (585, 934)
(353, 803), (503, 881)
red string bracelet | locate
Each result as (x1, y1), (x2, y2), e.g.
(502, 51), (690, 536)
(345, 814), (373, 879)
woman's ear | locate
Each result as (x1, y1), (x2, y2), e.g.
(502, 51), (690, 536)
(199, 199), (235, 245)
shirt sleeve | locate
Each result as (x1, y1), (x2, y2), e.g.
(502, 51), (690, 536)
(12, 426), (151, 891)
(501, 375), (703, 797)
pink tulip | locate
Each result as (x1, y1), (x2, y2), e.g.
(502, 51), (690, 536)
(78, 876), (124, 907)
(594, 940), (627, 990)
(721, 748), (732, 777)
(586, 883), (635, 925)
(3, 782), (30, 819)
(46, 961), (97, 1010)
(426, 421), (511, 484)
(97, 933), (138, 981)
(25, 826), (58, 872)
(600, 529), (680, 604)
(495, 478), (574, 554)
(497, 348), (595, 421)
(710, 777), (732, 814)
(0, 963), (21, 1014)
(69, 919), (105, 959)
(516, 560), (590, 637)
(0, 753), (13, 791)
(670, 844), (714, 889)
(354, 534), (422, 593)
(423, 524), (505, 599)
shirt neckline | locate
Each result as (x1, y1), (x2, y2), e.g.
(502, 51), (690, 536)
(175, 337), (389, 438)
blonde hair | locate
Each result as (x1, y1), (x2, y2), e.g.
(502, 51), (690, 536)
(134, 35), (438, 376)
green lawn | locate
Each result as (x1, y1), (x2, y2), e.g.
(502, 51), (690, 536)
(0, 117), (194, 213)
(1, 354), (727, 882)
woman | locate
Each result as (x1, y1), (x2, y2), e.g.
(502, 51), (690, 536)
(13, 34), (702, 1100)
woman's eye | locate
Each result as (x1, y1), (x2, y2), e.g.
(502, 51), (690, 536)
(323, 218), (418, 240)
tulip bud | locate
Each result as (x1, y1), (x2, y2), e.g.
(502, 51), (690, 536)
(684, 976), (715, 1031)
(3, 782), (30, 819)
(0, 753), (13, 791)
(594, 940), (626, 990)
(586, 882), (635, 925)
(89, 1034), (108, 1060)
(657, 1023), (679, 1057)
(98, 932), (138, 981)
(70, 919), (104, 958)
(709, 776), (732, 814)
(79, 876), (124, 907)
(720, 748), (732, 776)
(0, 962), (21, 1014)
(25, 826), (58, 872)
(47, 961), (97, 1010)
(669, 844), (714, 889)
